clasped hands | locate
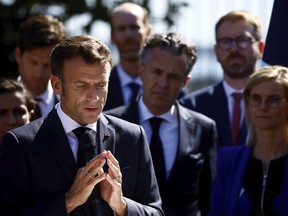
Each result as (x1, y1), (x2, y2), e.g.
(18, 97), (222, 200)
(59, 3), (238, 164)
(65, 150), (126, 215)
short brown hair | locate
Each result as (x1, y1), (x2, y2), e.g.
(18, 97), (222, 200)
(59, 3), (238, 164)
(17, 14), (66, 53)
(215, 10), (262, 41)
(51, 35), (112, 80)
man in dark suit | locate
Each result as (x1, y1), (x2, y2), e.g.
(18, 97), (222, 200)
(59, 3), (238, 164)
(0, 35), (163, 215)
(180, 10), (265, 147)
(15, 14), (66, 119)
(106, 33), (218, 216)
(104, 2), (151, 111)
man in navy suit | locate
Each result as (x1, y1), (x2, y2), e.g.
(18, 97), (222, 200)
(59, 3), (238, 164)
(180, 10), (265, 147)
(0, 35), (163, 215)
(104, 2), (152, 111)
(106, 33), (218, 216)
(15, 14), (66, 119)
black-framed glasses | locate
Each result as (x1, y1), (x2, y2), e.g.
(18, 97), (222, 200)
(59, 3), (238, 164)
(248, 94), (287, 108)
(216, 36), (257, 51)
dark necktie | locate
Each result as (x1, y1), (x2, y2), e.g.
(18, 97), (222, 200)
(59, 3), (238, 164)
(231, 93), (242, 145)
(73, 127), (96, 168)
(128, 82), (140, 103)
(149, 117), (166, 187)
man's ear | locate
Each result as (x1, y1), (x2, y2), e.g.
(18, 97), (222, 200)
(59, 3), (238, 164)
(181, 74), (191, 89)
(138, 64), (144, 80)
(14, 47), (22, 64)
(51, 75), (62, 96)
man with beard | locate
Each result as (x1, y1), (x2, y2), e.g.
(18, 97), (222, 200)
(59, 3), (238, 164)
(180, 10), (264, 147)
(104, 2), (152, 111)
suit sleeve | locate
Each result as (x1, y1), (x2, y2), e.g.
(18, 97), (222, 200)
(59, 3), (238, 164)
(198, 120), (218, 215)
(208, 148), (232, 216)
(0, 132), (68, 216)
(124, 126), (164, 216)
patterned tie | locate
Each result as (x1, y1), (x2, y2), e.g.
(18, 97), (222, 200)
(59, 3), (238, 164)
(149, 117), (166, 187)
(73, 127), (96, 168)
(128, 82), (140, 103)
(231, 93), (242, 145)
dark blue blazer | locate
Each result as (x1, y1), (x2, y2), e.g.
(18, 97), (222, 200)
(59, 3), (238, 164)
(209, 145), (288, 216)
(104, 66), (125, 111)
(180, 81), (247, 147)
(0, 109), (163, 216)
(106, 98), (218, 216)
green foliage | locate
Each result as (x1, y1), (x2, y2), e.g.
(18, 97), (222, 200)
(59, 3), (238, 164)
(0, 0), (188, 78)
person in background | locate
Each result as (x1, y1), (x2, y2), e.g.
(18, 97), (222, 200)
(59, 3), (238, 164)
(0, 77), (35, 141)
(209, 65), (288, 215)
(15, 13), (66, 119)
(106, 32), (218, 216)
(0, 35), (163, 216)
(180, 10), (265, 147)
(104, 2), (152, 110)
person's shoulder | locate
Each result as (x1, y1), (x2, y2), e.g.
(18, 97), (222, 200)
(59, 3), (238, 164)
(218, 145), (249, 160)
(178, 102), (216, 125)
(182, 82), (221, 100)
(104, 104), (127, 117)
(103, 113), (141, 130)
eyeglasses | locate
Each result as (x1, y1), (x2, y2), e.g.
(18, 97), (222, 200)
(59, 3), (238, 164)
(216, 36), (257, 51)
(248, 94), (287, 108)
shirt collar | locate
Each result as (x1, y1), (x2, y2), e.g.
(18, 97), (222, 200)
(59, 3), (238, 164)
(222, 80), (243, 97)
(117, 64), (142, 86)
(56, 103), (97, 135)
(138, 96), (176, 124)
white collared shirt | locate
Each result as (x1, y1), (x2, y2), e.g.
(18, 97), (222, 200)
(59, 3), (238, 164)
(56, 103), (97, 161)
(138, 97), (178, 178)
(222, 80), (245, 126)
(116, 64), (142, 104)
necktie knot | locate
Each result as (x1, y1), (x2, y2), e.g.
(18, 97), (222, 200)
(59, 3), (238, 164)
(128, 82), (140, 102)
(232, 92), (242, 102)
(73, 127), (93, 142)
(149, 117), (163, 132)
(73, 127), (96, 167)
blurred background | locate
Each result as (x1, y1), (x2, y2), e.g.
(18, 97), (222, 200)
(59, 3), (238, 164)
(0, 0), (274, 92)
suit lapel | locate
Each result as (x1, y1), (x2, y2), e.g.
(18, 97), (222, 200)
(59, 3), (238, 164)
(42, 109), (78, 184)
(97, 114), (116, 155)
(167, 103), (196, 181)
(213, 83), (232, 146)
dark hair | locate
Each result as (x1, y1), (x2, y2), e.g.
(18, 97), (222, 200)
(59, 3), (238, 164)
(0, 78), (35, 111)
(17, 14), (66, 53)
(51, 35), (112, 80)
(141, 33), (197, 75)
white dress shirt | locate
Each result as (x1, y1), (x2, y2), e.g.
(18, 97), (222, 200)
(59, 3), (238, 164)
(56, 103), (97, 162)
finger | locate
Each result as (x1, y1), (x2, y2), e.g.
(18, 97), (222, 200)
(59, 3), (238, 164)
(107, 158), (122, 183)
(106, 151), (119, 168)
(86, 158), (106, 178)
(106, 172), (122, 186)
